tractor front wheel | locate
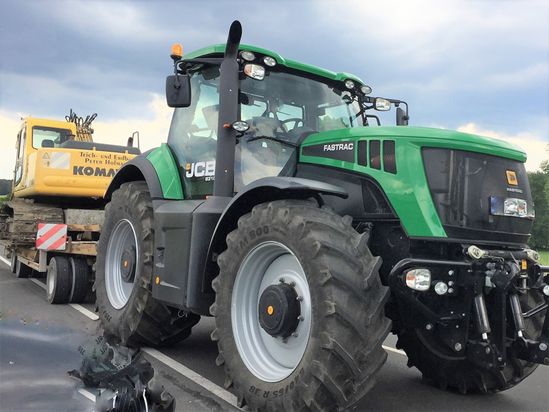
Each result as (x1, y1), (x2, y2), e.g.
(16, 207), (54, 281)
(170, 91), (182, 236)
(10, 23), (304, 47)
(212, 199), (391, 411)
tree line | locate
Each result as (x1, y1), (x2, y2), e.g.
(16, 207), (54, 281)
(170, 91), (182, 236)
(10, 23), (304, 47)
(0, 179), (11, 195)
(528, 160), (549, 250)
(0, 161), (547, 249)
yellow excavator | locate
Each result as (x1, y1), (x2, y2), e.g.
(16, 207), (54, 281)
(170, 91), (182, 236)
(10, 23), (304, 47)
(1, 112), (139, 303)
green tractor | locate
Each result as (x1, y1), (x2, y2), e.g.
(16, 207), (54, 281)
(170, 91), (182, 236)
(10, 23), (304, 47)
(95, 21), (548, 411)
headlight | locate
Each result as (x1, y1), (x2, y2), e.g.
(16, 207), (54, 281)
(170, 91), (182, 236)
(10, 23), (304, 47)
(405, 268), (431, 291)
(360, 85), (372, 95)
(232, 121), (250, 132)
(240, 51), (256, 61)
(244, 64), (265, 80)
(263, 56), (276, 67)
(374, 98), (391, 111)
(490, 196), (534, 218)
(344, 79), (355, 89)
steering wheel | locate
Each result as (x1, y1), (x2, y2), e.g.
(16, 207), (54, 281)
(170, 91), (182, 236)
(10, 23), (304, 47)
(280, 118), (304, 132)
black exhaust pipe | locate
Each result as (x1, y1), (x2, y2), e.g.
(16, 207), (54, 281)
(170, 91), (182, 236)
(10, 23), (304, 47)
(213, 20), (242, 197)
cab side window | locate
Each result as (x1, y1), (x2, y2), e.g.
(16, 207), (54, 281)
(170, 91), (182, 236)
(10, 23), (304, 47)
(14, 127), (26, 184)
(168, 67), (221, 198)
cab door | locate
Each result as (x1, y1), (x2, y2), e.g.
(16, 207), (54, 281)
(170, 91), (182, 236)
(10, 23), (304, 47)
(167, 66), (220, 199)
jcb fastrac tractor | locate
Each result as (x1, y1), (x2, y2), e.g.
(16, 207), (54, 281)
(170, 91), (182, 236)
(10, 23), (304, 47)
(96, 21), (548, 411)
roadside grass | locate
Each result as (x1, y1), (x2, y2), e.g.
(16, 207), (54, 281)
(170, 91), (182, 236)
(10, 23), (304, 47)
(539, 250), (549, 266)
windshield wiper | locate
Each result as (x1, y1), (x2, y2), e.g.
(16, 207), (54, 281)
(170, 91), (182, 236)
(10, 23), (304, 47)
(243, 134), (298, 148)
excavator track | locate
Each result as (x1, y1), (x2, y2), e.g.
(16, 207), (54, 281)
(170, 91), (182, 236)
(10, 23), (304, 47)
(0, 199), (64, 247)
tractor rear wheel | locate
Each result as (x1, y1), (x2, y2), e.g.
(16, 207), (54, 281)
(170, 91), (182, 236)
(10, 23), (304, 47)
(212, 199), (391, 411)
(95, 181), (200, 347)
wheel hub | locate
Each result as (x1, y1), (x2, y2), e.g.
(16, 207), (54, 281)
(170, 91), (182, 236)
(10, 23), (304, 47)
(258, 283), (301, 338)
(120, 245), (136, 282)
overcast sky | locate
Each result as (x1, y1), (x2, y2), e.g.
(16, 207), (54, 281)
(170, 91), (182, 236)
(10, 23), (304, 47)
(0, 0), (547, 178)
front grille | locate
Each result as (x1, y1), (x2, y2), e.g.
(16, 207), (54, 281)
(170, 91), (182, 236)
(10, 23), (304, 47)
(422, 148), (533, 246)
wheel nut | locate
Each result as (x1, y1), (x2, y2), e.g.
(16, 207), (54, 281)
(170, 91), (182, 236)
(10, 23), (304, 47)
(292, 332), (298, 338)
(296, 296), (303, 301)
(279, 278), (285, 283)
(454, 343), (462, 351)
(289, 281), (296, 287)
(297, 315), (304, 321)
(540, 343), (548, 351)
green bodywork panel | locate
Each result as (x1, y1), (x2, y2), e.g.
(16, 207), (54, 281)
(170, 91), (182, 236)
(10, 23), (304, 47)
(185, 43), (364, 84)
(300, 126), (526, 238)
(174, 44), (529, 239)
(146, 144), (184, 200)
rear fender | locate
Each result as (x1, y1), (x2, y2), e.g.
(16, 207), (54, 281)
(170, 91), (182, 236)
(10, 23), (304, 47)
(104, 155), (163, 200)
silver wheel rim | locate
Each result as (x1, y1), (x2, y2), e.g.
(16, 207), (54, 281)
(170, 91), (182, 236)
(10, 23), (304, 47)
(47, 267), (54, 296)
(105, 219), (139, 310)
(231, 241), (312, 382)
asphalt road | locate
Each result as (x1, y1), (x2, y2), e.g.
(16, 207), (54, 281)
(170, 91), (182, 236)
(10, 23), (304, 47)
(1, 259), (548, 412)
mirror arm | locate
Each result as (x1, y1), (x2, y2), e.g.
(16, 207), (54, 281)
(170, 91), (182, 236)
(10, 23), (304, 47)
(172, 56), (182, 89)
(176, 57), (224, 74)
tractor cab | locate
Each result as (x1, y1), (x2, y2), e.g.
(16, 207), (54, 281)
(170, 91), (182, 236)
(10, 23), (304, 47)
(166, 43), (408, 199)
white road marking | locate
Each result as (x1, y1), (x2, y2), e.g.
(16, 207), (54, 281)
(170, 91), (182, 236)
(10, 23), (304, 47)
(142, 347), (242, 410)
(28, 278), (99, 321)
(0, 255), (11, 266)
(77, 388), (96, 403)
(383, 345), (407, 357)
(1, 253), (408, 407)
(29, 278), (47, 290)
(69, 303), (99, 321)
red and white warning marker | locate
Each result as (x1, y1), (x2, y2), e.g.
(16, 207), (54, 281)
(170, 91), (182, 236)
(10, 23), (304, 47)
(36, 223), (68, 251)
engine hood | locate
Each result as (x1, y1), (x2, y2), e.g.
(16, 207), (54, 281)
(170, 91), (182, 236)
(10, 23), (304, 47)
(300, 126), (527, 163)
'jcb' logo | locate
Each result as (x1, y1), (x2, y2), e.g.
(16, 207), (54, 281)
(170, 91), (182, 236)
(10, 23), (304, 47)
(185, 161), (215, 181)
(73, 166), (117, 177)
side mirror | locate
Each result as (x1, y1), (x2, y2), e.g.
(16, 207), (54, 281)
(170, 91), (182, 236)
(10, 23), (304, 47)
(41, 139), (54, 148)
(166, 74), (191, 108)
(396, 107), (409, 126)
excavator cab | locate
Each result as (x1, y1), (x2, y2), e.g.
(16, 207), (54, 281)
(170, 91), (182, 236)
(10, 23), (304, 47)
(12, 116), (139, 199)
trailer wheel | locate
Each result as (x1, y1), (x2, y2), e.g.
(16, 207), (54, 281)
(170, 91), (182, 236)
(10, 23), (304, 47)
(396, 288), (544, 393)
(69, 257), (90, 303)
(10, 252), (17, 274)
(15, 259), (33, 279)
(212, 199), (391, 411)
(95, 181), (200, 347)
(46, 256), (71, 304)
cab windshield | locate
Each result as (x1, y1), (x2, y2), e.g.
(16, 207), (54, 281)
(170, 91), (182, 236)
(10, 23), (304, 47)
(167, 64), (366, 198)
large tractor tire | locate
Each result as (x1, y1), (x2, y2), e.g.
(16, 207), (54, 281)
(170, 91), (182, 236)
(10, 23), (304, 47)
(95, 181), (200, 347)
(396, 289), (544, 394)
(212, 199), (391, 411)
